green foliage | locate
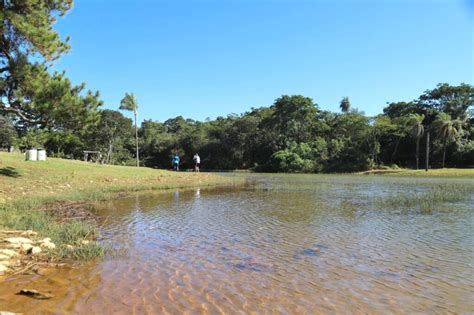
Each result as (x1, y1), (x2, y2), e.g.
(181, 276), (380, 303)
(2, 60), (102, 129)
(2, 1), (472, 173)
(453, 140), (474, 166)
(339, 96), (351, 113)
(270, 95), (319, 145)
(9, 80), (474, 172)
(433, 113), (463, 142)
(383, 101), (424, 119)
(270, 141), (327, 173)
(119, 92), (139, 167)
(0, 116), (18, 148)
(45, 130), (83, 158)
(406, 113), (425, 169)
(1, 1), (102, 129)
(418, 83), (474, 120)
(325, 112), (371, 172)
(87, 109), (133, 164)
(408, 113), (425, 139)
(128, 84), (474, 172)
(119, 92), (138, 113)
(271, 149), (311, 173)
(17, 129), (49, 149)
(1, 0), (72, 61)
(432, 112), (465, 168)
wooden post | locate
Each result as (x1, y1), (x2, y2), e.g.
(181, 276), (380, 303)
(425, 131), (430, 172)
(134, 110), (139, 167)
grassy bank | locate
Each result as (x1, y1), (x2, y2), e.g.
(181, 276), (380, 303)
(0, 152), (235, 260)
(360, 168), (474, 178)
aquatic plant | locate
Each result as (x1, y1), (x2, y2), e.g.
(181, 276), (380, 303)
(379, 183), (473, 211)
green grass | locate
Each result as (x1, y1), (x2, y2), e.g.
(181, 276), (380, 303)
(360, 168), (474, 178)
(0, 152), (234, 203)
(379, 183), (473, 213)
(0, 152), (235, 260)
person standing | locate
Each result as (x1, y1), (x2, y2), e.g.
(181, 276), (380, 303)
(172, 154), (180, 171)
(193, 153), (201, 172)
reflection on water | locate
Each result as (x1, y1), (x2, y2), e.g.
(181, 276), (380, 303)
(1, 175), (473, 313)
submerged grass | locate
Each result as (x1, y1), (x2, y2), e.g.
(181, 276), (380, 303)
(0, 152), (236, 260)
(361, 168), (474, 178)
(379, 183), (473, 212)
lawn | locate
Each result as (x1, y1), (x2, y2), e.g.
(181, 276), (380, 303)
(0, 152), (232, 204)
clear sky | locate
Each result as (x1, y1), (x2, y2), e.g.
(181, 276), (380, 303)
(53, 0), (473, 123)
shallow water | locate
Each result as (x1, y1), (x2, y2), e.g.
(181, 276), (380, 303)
(1, 174), (473, 314)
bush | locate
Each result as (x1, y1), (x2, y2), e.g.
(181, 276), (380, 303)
(270, 149), (314, 172)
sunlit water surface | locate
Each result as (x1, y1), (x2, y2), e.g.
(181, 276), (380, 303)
(1, 174), (473, 314)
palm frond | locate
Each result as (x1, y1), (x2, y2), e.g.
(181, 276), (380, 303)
(119, 93), (138, 112)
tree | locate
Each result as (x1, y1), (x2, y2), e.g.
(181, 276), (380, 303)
(408, 113), (425, 169)
(2, 60), (102, 130)
(17, 129), (49, 150)
(367, 116), (396, 168)
(119, 93), (139, 167)
(418, 83), (474, 120)
(44, 130), (83, 158)
(1, 0), (75, 124)
(0, 115), (18, 148)
(383, 101), (424, 119)
(433, 113), (463, 168)
(325, 112), (371, 172)
(388, 116), (410, 164)
(1, 0), (72, 62)
(339, 97), (351, 113)
(88, 110), (133, 164)
(270, 95), (319, 145)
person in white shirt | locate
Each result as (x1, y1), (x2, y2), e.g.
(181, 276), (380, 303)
(193, 153), (201, 172)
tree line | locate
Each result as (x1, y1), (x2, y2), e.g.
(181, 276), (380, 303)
(1, 1), (473, 172)
(2, 84), (473, 172)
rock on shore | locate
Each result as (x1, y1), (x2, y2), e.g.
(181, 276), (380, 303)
(0, 231), (56, 275)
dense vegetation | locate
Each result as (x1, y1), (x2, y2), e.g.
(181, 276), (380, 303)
(2, 86), (472, 172)
(1, 1), (473, 173)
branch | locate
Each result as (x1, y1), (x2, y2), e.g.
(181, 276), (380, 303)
(0, 43), (14, 64)
(0, 103), (39, 123)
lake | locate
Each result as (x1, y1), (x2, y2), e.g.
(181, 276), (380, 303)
(1, 174), (473, 313)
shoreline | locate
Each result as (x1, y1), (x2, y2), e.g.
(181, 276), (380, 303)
(0, 182), (238, 277)
(0, 152), (239, 275)
(1, 152), (471, 275)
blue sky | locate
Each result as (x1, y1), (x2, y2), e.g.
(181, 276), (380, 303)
(53, 0), (473, 123)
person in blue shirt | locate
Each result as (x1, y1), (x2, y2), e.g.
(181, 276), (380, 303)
(172, 154), (180, 171)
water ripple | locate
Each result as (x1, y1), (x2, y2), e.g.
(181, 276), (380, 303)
(1, 175), (473, 313)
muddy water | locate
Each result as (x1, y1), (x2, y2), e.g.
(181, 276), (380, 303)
(1, 175), (473, 314)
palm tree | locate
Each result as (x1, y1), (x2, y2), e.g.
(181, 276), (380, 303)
(340, 96), (351, 113)
(119, 93), (139, 167)
(408, 113), (424, 169)
(433, 113), (463, 168)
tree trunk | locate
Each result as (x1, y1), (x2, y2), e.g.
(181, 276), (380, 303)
(415, 136), (420, 169)
(390, 138), (400, 165)
(442, 138), (446, 169)
(134, 111), (139, 167)
(425, 131), (430, 172)
(107, 140), (113, 164)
